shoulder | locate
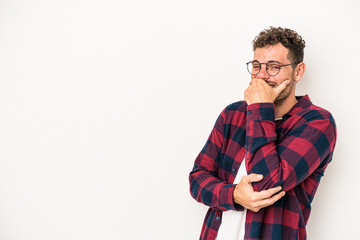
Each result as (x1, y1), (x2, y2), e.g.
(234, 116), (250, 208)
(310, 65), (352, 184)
(215, 101), (248, 127)
(298, 104), (336, 127)
(223, 100), (247, 114)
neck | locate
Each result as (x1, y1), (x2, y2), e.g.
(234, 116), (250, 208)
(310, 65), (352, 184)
(274, 95), (298, 119)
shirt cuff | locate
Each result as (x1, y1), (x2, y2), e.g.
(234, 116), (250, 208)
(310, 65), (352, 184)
(219, 184), (244, 211)
(246, 103), (275, 121)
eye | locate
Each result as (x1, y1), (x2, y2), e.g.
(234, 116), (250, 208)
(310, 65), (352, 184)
(252, 63), (261, 69)
(268, 64), (280, 70)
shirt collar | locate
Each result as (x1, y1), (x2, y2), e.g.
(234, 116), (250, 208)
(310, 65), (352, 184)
(282, 95), (312, 119)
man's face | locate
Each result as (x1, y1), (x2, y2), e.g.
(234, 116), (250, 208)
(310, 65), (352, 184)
(252, 43), (296, 104)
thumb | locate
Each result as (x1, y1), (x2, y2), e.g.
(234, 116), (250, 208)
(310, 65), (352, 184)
(273, 80), (290, 96)
(245, 173), (263, 183)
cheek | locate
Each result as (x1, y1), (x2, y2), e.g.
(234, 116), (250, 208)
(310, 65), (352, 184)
(281, 70), (294, 80)
(270, 77), (282, 85)
(275, 74), (292, 84)
(284, 79), (295, 93)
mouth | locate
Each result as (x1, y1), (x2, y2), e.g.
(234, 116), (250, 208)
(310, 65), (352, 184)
(264, 81), (277, 88)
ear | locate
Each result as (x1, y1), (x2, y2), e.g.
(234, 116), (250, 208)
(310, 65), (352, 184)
(294, 62), (306, 82)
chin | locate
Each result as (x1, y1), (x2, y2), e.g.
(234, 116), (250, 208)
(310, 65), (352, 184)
(275, 79), (295, 104)
(274, 97), (285, 105)
(275, 91), (291, 104)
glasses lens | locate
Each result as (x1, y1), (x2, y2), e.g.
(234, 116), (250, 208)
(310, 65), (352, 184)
(247, 61), (260, 75)
(266, 62), (281, 76)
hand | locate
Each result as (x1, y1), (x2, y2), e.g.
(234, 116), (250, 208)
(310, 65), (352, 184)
(244, 79), (290, 105)
(233, 174), (285, 212)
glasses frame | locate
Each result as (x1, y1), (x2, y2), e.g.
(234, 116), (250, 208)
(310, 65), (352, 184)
(246, 60), (300, 76)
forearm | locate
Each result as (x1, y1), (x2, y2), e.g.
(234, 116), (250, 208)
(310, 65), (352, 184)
(245, 103), (336, 192)
(189, 166), (243, 211)
(189, 108), (245, 211)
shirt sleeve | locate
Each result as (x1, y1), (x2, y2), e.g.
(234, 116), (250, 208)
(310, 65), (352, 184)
(245, 102), (337, 192)
(189, 108), (244, 212)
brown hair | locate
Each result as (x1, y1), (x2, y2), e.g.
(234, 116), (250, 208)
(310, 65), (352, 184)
(252, 26), (305, 63)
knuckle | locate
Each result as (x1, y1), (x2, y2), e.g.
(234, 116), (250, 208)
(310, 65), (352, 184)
(265, 191), (272, 198)
(240, 177), (246, 184)
(274, 195), (282, 202)
(266, 189), (273, 195)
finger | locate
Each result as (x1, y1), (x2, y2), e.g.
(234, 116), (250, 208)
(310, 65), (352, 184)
(258, 186), (282, 199)
(244, 173), (263, 183)
(256, 191), (285, 208)
(273, 80), (290, 96)
(250, 78), (264, 86)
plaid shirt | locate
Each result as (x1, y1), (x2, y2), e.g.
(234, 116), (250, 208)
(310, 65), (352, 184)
(189, 95), (337, 240)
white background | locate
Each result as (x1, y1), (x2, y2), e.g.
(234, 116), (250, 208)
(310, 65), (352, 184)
(0, 0), (359, 239)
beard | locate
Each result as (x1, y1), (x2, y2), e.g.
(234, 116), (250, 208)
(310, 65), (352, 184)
(274, 77), (295, 105)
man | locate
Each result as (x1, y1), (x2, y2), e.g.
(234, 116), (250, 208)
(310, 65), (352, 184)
(189, 27), (337, 240)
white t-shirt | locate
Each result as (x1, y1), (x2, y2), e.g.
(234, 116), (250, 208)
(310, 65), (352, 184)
(216, 160), (247, 240)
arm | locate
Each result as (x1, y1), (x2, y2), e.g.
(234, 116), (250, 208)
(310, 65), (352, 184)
(189, 109), (242, 212)
(245, 103), (336, 192)
(189, 107), (285, 212)
(243, 79), (337, 192)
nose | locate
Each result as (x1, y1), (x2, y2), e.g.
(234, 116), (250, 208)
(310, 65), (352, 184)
(255, 64), (270, 79)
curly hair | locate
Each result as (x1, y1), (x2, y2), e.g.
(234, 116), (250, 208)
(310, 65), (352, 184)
(252, 27), (306, 63)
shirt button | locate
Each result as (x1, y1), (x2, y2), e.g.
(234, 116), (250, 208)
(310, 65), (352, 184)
(216, 216), (220, 221)
(247, 110), (252, 115)
(232, 168), (236, 173)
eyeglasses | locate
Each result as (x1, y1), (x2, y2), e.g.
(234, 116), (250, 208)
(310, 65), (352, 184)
(246, 60), (300, 76)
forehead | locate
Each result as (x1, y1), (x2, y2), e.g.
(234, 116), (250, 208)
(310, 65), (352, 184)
(253, 43), (289, 63)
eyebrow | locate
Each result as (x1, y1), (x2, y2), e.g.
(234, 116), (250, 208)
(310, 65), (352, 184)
(252, 60), (282, 64)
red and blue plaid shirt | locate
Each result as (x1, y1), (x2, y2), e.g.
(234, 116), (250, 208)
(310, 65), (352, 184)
(189, 95), (337, 240)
